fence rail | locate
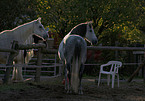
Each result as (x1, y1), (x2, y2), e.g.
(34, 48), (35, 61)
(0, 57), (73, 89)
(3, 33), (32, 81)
(87, 46), (145, 51)
(0, 41), (145, 84)
(1, 46), (145, 53)
(84, 63), (142, 66)
(0, 40), (62, 84)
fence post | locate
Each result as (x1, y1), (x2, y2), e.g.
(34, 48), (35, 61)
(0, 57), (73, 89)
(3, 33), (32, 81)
(54, 54), (57, 76)
(3, 41), (19, 84)
(144, 44), (145, 83)
(127, 59), (145, 82)
(34, 41), (43, 82)
(115, 41), (119, 60)
(144, 64), (145, 83)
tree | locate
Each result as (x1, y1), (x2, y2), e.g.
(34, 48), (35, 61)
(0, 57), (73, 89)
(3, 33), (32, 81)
(1, 0), (144, 44)
(0, 0), (37, 32)
(34, 0), (145, 45)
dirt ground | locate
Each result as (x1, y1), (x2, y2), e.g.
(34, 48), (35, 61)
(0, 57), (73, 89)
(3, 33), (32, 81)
(0, 77), (145, 101)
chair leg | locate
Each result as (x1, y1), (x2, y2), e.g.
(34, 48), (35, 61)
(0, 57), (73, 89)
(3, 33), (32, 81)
(117, 74), (119, 87)
(112, 74), (115, 88)
(98, 73), (101, 86)
(107, 74), (110, 86)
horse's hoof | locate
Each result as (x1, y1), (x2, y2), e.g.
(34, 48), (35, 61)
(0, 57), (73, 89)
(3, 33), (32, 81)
(78, 91), (83, 95)
(67, 90), (72, 94)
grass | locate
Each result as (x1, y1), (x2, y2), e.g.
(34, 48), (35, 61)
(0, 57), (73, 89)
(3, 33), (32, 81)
(0, 82), (35, 92)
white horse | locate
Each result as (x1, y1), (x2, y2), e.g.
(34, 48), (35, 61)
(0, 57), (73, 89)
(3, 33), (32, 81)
(0, 18), (48, 81)
(12, 35), (35, 81)
(58, 21), (98, 94)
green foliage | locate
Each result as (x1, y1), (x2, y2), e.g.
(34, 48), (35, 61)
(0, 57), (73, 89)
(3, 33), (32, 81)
(34, 0), (145, 45)
(0, 0), (145, 45)
(0, 0), (37, 31)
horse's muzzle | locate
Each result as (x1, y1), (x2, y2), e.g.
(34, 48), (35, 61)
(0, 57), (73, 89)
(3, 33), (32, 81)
(43, 33), (49, 39)
(92, 40), (98, 45)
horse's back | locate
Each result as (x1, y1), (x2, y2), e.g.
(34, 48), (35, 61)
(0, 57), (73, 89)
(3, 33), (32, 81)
(0, 31), (14, 48)
(0, 31), (14, 63)
(65, 35), (87, 51)
(0, 25), (34, 64)
(64, 35), (87, 63)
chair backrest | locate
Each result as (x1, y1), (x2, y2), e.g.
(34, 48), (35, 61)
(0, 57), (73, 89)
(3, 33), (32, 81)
(107, 61), (122, 73)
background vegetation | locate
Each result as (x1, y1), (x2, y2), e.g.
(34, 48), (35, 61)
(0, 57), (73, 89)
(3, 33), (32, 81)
(1, 0), (145, 44)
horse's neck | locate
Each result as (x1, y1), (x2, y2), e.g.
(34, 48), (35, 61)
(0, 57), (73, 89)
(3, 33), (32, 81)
(24, 35), (34, 44)
(67, 32), (84, 38)
(69, 30), (86, 38)
(14, 21), (34, 44)
(69, 24), (87, 37)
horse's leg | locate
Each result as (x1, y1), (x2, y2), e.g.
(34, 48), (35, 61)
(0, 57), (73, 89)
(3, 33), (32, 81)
(12, 61), (24, 82)
(78, 63), (84, 94)
(12, 51), (24, 82)
(12, 61), (17, 81)
(64, 64), (68, 90)
(66, 62), (72, 93)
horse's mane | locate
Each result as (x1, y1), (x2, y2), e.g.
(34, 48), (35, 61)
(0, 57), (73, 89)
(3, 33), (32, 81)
(0, 18), (41, 34)
(0, 21), (34, 34)
(70, 21), (93, 37)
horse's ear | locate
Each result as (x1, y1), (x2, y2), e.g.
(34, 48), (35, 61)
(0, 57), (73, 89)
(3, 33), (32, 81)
(86, 21), (93, 28)
(36, 17), (41, 23)
(87, 21), (93, 24)
(38, 17), (41, 21)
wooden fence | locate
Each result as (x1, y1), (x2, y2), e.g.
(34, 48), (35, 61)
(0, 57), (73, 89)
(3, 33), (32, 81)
(1, 41), (145, 84)
(0, 40), (61, 84)
(87, 46), (145, 51)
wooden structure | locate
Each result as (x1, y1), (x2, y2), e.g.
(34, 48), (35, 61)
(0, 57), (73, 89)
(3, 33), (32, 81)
(1, 43), (145, 84)
(0, 40), (61, 84)
(87, 46), (145, 51)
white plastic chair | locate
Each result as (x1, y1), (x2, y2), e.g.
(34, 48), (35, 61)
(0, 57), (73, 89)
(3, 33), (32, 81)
(98, 61), (122, 88)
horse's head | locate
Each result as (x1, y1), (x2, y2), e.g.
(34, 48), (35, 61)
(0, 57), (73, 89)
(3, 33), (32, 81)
(70, 21), (98, 45)
(33, 18), (48, 40)
(85, 21), (98, 45)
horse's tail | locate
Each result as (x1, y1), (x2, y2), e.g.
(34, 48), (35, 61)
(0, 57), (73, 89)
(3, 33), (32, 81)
(71, 46), (81, 93)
